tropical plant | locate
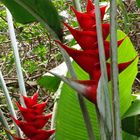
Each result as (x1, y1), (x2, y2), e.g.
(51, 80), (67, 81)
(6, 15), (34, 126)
(0, 0), (139, 140)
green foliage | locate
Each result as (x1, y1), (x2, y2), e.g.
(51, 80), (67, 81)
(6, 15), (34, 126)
(55, 30), (138, 139)
(32, 45), (47, 61)
(122, 99), (140, 137)
(1, 0), (63, 40)
(136, 0), (140, 8)
(37, 75), (61, 92)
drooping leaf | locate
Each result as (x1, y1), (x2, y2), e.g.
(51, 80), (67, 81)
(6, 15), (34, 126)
(1, 0), (63, 40)
(37, 76), (61, 92)
(55, 30), (138, 139)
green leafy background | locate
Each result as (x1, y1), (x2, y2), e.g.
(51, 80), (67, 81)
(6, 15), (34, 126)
(1, 0), (63, 40)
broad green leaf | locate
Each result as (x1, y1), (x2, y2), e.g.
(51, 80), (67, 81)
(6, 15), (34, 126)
(37, 76), (61, 92)
(56, 63), (100, 140)
(123, 131), (139, 140)
(1, 0), (63, 40)
(122, 99), (140, 136)
(55, 30), (138, 139)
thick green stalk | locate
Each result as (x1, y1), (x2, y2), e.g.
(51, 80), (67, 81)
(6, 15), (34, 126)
(94, 0), (113, 139)
(0, 109), (13, 140)
(12, 1), (95, 139)
(6, 8), (26, 106)
(110, 0), (122, 139)
(72, 0), (81, 12)
(0, 71), (21, 137)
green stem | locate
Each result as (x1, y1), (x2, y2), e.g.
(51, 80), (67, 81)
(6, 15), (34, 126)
(110, 0), (122, 139)
(0, 109), (13, 140)
(96, 107), (107, 140)
(6, 8), (26, 106)
(0, 71), (22, 137)
(72, 0), (81, 12)
(12, 1), (95, 139)
(94, 0), (113, 139)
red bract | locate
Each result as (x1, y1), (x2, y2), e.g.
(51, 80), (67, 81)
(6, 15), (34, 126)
(92, 59), (135, 81)
(76, 80), (98, 103)
(56, 0), (135, 104)
(86, 0), (95, 13)
(31, 100), (48, 114)
(22, 92), (38, 108)
(64, 22), (109, 50)
(56, 40), (99, 75)
(11, 93), (54, 140)
(71, 6), (106, 30)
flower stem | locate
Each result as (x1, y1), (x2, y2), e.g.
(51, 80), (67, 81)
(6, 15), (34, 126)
(0, 109), (13, 140)
(0, 71), (22, 137)
(110, 0), (122, 139)
(94, 0), (113, 139)
(6, 8), (26, 106)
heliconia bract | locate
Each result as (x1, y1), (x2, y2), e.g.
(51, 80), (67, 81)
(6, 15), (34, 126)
(56, 0), (135, 104)
(10, 92), (54, 140)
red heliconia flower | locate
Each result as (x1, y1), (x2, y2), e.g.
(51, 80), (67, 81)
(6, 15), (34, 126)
(29, 130), (55, 140)
(86, 0), (95, 13)
(31, 113), (52, 129)
(12, 114), (52, 129)
(10, 92), (54, 140)
(71, 5), (106, 30)
(56, 40), (99, 75)
(16, 101), (38, 121)
(55, 0), (135, 104)
(31, 100), (48, 115)
(64, 22), (97, 49)
(56, 40), (125, 80)
(64, 22), (110, 50)
(12, 117), (37, 138)
(22, 92), (38, 108)
(16, 100), (48, 121)
(13, 118), (54, 140)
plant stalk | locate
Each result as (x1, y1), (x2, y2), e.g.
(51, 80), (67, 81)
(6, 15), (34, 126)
(0, 71), (22, 137)
(110, 0), (122, 139)
(6, 8), (26, 106)
(72, 0), (81, 12)
(94, 0), (113, 139)
(12, 1), (95, 139)
(0, 109), (13, 140)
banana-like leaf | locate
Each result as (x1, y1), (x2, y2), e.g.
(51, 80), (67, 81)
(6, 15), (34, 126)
(55, 30), (138, 139)
(1, 0), (63, 40)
